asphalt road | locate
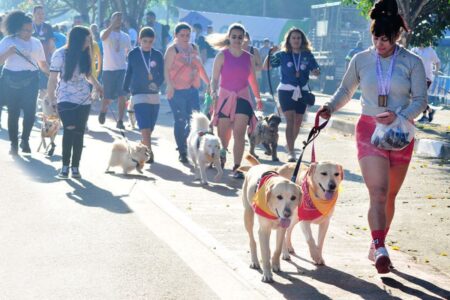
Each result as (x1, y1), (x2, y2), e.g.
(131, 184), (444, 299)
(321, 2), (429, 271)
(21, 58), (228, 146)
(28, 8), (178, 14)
(0, 101), (449, 299)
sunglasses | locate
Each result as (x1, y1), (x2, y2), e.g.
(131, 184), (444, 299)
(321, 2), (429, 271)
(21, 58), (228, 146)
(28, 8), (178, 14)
(230, 35), (243, 40)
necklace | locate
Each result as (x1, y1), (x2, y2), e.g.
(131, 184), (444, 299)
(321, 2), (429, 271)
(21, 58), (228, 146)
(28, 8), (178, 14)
(140, 47), (153, 82)
(33, 23), (44, 36)
(376, 46), (399, 107)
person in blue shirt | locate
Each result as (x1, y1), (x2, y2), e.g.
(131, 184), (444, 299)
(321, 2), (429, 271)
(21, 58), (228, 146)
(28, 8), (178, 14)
(345, 41), (363, 69)
(123, 27), (164, 163)
(263, 27), (320, 162)
(52, 25), (67, 49)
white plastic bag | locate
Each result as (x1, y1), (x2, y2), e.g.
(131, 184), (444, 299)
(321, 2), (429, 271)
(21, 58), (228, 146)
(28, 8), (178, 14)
(371, 113), (415, 151)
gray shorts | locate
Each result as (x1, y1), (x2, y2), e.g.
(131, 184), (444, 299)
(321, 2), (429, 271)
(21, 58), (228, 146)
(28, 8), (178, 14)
(102, 70), (128, 100)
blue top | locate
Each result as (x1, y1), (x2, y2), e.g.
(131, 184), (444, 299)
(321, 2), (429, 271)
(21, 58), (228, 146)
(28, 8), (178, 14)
(123, 47), (164, 95)
(53, 32), (67, 49)
(270, 50), (319, 87)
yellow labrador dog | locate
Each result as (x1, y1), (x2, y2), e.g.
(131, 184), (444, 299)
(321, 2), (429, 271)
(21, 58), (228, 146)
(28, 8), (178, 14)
(278, 161), (344, 265)
(242, 155), (302, 283)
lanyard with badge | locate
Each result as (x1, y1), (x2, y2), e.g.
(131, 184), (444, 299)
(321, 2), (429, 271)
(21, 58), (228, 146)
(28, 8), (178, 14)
(33, 23), (44, 39)
(140, 47), (157, 91)
(376, 46), (399, 107)
(292, 52), (301, 78)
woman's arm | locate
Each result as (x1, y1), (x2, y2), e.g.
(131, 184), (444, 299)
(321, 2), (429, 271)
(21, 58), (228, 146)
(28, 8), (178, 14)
(248, 55), (263, 110)
(0, 45), (17, 65)
(38, 60), (50, 75)
(399, 58), (428, 120)
(87, 74), (104, 99)
(47, 72), (58, 104)
(210, 51), (224, 99)
(164, 46), (176, 99)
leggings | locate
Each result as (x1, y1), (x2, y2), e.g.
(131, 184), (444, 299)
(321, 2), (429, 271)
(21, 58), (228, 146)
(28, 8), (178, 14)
(58, 102), (91, 168)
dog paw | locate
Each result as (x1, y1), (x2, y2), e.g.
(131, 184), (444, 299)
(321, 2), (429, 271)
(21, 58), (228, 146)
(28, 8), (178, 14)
(272, 157), (279, 162)
(310, 250), (324, 265)
(249, 262), (260, 270)
(272, 264), (281, 273)
(282, 253), (291, 261)
(264, 151), (272, 156)
(261, 273), (274, 283)
(286, 245), (296, 254)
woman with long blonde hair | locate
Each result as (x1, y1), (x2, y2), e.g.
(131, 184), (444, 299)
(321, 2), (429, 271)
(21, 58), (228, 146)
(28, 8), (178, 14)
(208, 23), (263, 179)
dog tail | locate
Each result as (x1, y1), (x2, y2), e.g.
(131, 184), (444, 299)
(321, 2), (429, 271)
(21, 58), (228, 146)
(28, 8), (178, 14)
(190, 111), (210, 133)
(245, 153), (260, 166)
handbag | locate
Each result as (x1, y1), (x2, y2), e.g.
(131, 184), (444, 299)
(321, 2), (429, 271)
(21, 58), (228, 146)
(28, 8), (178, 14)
(1, 69), (38, 89)
(301, 85), (315, 106)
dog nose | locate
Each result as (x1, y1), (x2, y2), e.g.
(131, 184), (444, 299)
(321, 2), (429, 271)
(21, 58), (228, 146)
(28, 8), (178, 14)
(283, 208), (292, 218)
(328, 182), (336, 190)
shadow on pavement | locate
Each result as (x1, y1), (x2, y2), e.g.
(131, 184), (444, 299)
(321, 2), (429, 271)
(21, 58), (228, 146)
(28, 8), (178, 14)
(13, 155), (60, 183)
(343, 169), (364, 183)
(381, 277), (443, 300)
(65, 178), (132, 214)
(283, 257), (400, 300)
(389, 269), (450, 299)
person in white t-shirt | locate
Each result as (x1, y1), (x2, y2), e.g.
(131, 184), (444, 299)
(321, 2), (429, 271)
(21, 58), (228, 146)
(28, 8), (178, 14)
(98, 12), (131, 129)
(411, 44), (441, 122)
(0, 10), (49, 155)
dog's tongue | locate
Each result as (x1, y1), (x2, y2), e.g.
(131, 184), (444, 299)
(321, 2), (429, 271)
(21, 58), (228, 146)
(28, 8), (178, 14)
(279, 218), (291, 229)
(325, 191), (335, 200)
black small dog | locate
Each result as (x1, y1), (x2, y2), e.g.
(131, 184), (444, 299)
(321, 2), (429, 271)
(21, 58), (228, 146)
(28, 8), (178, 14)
(248, 114), (282, 161)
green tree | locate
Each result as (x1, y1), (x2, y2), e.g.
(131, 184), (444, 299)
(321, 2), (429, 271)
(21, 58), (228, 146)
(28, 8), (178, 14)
(342, 0), (450, 46)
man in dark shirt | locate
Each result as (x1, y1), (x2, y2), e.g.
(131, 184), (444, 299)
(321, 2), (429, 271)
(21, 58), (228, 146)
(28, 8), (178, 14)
(32, 5), (54, 94)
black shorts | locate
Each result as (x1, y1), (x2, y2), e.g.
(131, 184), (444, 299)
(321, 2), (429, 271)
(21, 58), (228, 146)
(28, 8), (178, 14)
(278, 90), (307, 114)
(218, 97), (254, 118)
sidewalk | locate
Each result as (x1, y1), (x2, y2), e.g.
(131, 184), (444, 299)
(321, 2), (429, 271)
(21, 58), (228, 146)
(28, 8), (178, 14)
(261, 92), (450, 159)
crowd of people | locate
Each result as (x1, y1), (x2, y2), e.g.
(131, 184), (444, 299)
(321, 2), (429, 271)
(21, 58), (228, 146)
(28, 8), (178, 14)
(0, 0), (440, 274)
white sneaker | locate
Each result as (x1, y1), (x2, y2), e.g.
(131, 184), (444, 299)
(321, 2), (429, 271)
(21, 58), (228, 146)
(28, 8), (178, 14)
(374, 246), (391, 274)
(287, 151), (296, 163)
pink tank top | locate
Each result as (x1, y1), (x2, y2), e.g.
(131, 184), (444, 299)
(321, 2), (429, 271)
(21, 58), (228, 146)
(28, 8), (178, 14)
(220, 49), (251, 92)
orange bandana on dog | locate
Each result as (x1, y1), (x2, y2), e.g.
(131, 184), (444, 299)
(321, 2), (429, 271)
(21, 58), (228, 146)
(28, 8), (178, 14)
(298, 175), (338, 221)
(252, 172), (278, 220)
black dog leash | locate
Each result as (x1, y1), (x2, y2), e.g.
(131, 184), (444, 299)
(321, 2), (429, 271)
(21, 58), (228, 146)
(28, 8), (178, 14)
(291, 112), (329, 183)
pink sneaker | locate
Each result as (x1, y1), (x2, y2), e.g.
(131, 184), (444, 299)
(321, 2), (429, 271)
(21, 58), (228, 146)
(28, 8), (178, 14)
(374, 247), (391, 274)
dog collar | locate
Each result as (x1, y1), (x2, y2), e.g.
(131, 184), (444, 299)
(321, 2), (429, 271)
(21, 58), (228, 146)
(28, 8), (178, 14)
(298, 176), (338, 221)
(252, 171), (279, 220)
(196, 131), (214, 149)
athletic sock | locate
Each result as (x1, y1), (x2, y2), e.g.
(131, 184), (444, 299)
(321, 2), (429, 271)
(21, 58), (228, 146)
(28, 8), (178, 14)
(371, 230), (386, 250)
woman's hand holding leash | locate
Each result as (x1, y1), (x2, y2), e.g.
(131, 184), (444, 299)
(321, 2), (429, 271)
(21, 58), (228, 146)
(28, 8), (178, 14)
(256, 98), (264, 111)
(318, 105), (331, 120)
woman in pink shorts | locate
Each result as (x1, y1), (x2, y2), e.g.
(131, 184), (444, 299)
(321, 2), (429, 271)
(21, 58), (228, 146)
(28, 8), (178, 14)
(318, 0), (427, 274)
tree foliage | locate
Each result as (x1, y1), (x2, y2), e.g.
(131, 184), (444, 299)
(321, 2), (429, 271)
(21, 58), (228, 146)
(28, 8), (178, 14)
(342, 0), (450, 46)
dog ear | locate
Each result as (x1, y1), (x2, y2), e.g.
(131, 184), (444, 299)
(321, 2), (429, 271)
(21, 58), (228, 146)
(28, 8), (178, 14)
(337, 164), (344, 180)
(307, 162), (317, 185)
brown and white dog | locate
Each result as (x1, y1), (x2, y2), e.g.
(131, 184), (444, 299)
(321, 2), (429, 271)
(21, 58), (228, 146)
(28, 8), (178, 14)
(248, 113), (282, 161)
(241, 155), (302, 283)
(278, 161), (344, 265)
(105, 139), (150, 174)
(37, 114), (60, 156)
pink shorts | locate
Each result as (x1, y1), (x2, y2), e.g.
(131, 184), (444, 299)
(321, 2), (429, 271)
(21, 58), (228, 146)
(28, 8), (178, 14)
(355, 115), (414, 166)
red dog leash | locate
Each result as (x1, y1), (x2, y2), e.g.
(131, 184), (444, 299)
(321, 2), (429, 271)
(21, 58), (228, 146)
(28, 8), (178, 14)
(291, 112), (329, 183)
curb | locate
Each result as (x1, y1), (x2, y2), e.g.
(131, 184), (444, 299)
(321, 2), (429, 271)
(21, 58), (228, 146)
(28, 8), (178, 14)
(262, 98), (450, 159)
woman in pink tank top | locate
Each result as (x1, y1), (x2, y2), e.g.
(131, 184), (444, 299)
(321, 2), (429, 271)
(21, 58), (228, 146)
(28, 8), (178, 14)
(208, 23), (263, 179)
(164, 23), (209, 162)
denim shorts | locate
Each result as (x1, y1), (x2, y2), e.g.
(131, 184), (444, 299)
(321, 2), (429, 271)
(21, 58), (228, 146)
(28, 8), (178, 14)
(134, 103), (160, 130)
(103, 70), (128, 100)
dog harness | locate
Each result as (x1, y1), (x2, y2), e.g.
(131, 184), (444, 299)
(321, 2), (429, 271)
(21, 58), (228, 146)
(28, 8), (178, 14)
(196, 131), (214, 149)
(298, 175), (338, 221)
(252, 171), (279, 220)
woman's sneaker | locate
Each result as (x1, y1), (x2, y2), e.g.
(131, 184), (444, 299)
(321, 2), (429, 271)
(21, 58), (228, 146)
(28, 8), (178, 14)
(58, 166), (70, 179)
(232, 165), (244, 179)
(220, 148), (227, 169)
(287, 151), (296, 163)
(71, 167), (81, 178)
(374, 247), (391, 274)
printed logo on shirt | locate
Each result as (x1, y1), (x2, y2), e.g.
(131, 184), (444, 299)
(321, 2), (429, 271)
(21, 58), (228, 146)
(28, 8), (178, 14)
(150, 61), (157, 68)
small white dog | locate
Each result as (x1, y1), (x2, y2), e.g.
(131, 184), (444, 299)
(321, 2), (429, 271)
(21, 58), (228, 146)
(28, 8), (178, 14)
(241, 155), (301, 283)
(105, 139), (150, 174)
(278, 161), (344, 265)
(37, 113), (60, 156)
(187, 112), (223, 185)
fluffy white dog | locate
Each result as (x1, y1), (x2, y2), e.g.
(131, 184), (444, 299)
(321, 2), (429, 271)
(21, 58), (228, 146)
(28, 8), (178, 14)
(187, 112), (223, 185)
(105, 139), (150, 174)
